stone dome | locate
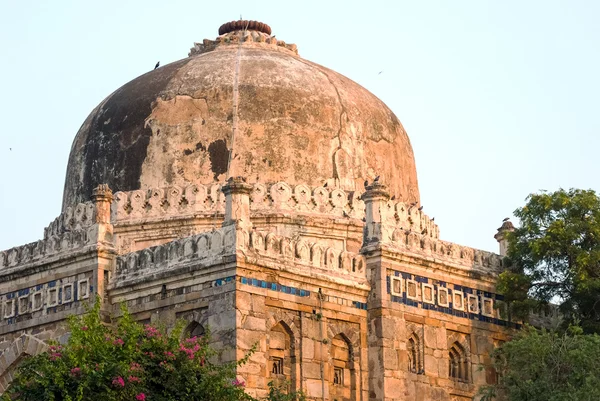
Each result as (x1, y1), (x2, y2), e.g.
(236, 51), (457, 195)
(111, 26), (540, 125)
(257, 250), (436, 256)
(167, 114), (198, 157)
(62, 21), (420, 210)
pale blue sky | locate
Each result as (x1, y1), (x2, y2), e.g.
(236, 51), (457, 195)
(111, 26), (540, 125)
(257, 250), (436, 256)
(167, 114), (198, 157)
(1, 1), (598, 252)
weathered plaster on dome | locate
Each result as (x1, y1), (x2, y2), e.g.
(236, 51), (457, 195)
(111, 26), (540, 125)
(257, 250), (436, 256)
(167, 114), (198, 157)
(62, 30), (419, 210)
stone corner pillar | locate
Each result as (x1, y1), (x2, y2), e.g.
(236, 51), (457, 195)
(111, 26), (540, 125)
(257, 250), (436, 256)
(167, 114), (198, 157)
(90, 184), (116, 308)
(494, 219), (515, 257)
(361, 181), (391, 246)
(222, 176), (253, 230)
(91, 184), (114, 224)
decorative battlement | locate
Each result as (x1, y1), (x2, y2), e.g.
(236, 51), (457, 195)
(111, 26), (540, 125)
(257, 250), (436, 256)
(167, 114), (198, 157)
(109, 181), (437, 235)
(188, 21), (298, 57)
(44, 201), (96, 239)
(110, 182), (366, 222)
(250, 182), (366, 219)
(247, 230), (366, 278)
(1, 185), (114, 273)
(0, 228), (94, 271)
(387, 232), (504, 273)
(114, 222), (366, 286)
(111, 184), (226, 222)
(113, 225), (240, 285)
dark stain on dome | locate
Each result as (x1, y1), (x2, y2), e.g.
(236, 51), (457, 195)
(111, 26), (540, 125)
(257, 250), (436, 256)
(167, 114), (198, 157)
(63, 58), (191, 207)
(208, 139), (229, 180)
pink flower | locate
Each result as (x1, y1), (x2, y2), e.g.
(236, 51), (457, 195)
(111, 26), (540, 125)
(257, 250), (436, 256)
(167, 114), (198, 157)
(49, 352), (62, 361)
(128, 375), (141, 383)
(112, 376), (125, 387)
(70, 367), (81, 376)
(136, 394), (146, 401)
(113, 338), (124, 346)
(232, 378), (245, 387)
(144, 325), (161, 338)
(130, 362), (142, 371)
(81, 326), (88, 331)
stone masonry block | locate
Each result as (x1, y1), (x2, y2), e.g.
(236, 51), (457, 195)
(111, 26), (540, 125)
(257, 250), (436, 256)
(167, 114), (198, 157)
(424, 354), (439, 377)
(303, 361), (322, 379)
(383, 348), (398, 370)
(383, 377), (404, 399)
(243, 315), (266, 332)
(424, 326), (437, 349)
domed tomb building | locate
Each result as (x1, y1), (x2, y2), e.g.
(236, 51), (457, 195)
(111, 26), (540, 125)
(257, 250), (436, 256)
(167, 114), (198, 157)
(0, 21), (514, 401)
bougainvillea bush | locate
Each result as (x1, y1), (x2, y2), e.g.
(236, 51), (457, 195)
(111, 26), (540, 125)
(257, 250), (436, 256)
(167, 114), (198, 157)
(3, 301), (253, 401)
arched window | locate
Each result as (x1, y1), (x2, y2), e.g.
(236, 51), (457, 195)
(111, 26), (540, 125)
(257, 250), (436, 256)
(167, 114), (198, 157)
(407, 333), (423, 374)
(184, 321), (205, 338)
(268, 321), (296, 391)
(329, 333), (356, 401)
(449, 342), (469, 382)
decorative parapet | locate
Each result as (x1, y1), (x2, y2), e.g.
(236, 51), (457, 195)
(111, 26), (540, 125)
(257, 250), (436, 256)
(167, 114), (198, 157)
(0, 227), (97, 272)
(111, 184), (226, 222)
(1, 185), (114, 273)
(44, 201), (96, 239)
(113, 225), (243, 284)
(246, 230), (366, 278)
(362, 181), (439, 244)
(387, 230), (504, 274)
(250, 182), (366, 220)
(109, 181), (368, 223)
(112, 224), (366, 286)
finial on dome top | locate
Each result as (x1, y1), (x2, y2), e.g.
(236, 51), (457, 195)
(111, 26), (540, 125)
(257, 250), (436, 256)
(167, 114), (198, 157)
(218, 20), (272, 36)
(189, 20), (297, 57)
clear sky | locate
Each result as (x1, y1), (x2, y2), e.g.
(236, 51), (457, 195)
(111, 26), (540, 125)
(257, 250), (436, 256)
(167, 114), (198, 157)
(1, 0), (598, 253)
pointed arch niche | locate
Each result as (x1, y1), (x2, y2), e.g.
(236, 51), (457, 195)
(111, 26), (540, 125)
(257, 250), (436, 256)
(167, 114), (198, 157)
(449, 341), (470, 382)
(329, 333), (356, 401)
(267, 321), (297, 392)
(407, 332), (424, 374)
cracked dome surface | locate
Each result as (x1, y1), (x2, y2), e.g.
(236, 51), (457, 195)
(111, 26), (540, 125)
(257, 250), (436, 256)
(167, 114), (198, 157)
(62, 34), (420, 210)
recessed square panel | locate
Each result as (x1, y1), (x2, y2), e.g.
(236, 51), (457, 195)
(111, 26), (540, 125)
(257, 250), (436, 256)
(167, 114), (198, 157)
(390, 276), (403, 296)
(78, 279), (90, 300)
(406, 279), (419, 301)
(47, 288), (58, 307)
(437, 287), (450, 308)
(4, 299), (15, 318)
(481, 296), (494, 317)
(32, 292), (44, 312)
(422, 283), (435, 304)
(18, 295), (29, 314)
(467, 294), (480, 314)
(453, 291), (465, 311)
(63, 283), (74, 304)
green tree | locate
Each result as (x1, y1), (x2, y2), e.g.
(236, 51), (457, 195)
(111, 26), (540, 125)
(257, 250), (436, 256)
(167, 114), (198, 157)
(480, 326), (600, 401)
(2, 301), (300, 401)
(499, 188), (600, 333)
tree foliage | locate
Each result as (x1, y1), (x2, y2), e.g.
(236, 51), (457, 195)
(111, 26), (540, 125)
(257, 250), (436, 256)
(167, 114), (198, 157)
(499, 188), (600, 333)
(2, 301), (302, 401)
(480, 326), (600, 401)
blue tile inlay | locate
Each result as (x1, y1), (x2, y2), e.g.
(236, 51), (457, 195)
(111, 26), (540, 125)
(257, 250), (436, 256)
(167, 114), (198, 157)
(213, 276), (236, 287)
(239, 276), (310, 298)
(387, 269), (515, 328)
